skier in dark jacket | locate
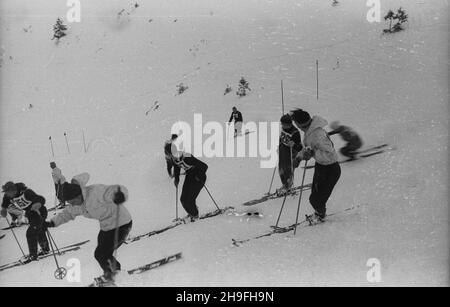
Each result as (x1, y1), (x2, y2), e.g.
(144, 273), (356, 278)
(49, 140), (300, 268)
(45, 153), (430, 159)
(164, 134), (178, 177)
(1, 181), (49, 262)
(228, 107), (243, 137)
(328, 121), (363, 160)
(277, 114), (303, 195)
(171, 150), (208, 221)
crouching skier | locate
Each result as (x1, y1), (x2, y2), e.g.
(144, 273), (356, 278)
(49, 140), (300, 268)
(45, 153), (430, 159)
(170, 149), (208, 222)
(44, 172), (132, 286)
(1, 181), (49, 263)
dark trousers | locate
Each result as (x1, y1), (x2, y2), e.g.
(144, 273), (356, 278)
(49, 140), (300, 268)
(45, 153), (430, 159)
(166, 158), (174, 176)
(94, 221), (132, 277)
(278, 146), (298, 188)
(25, 206), (49, 257)
(180, 172), (206, 217)
(54, 183), (64, 202)
(309, 162), (341, 218)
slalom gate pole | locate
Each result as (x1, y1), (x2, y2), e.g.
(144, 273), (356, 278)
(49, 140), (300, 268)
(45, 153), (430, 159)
(175, 185), (179, 220)
(64, 132), (70, 154)
(49, 136), (55, 157)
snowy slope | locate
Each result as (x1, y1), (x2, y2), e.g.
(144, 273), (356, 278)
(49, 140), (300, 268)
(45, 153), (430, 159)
(0, 0), (448, 286)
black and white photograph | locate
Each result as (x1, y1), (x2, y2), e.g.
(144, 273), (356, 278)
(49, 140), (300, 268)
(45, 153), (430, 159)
(0, 0), (448, 289)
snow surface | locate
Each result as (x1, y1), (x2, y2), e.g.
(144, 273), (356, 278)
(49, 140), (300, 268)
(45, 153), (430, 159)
(0, 0), (448, 286)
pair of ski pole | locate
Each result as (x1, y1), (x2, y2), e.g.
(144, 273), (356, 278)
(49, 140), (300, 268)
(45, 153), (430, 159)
(5, 216), (67, 279)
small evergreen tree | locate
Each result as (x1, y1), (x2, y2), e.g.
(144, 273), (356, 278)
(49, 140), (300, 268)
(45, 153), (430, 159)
(236, 77), (251, 97)
(383, 8), (408, 33)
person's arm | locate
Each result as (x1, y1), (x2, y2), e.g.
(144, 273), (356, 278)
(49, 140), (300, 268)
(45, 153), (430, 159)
(237, 112), (243, 122)
(49, 206), (84, 227)
(228, 112), (234, 123)
(328, 126), (343, 136)
(103, 185), (129, 205)
(173, 162), (181, 186)
(0, 196), (10, 217)
(24, 189), (46, 211)
(292, 130), (303, 152)
(312, 130), (336, 153)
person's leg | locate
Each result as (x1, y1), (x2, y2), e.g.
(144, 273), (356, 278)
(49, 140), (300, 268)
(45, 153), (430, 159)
(25, 210), (45, 257)
(180, 174), (199, 217)
(309, 163), (341, 218)
(108, 221), (133, 272)
(94, 229), (115, 277)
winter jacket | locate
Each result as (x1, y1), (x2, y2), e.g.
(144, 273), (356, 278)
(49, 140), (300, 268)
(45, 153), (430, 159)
(51, 173), (132, 231)
(1, 183), (45, 211)
(279, 126), (303, 153)
(298, 116), (339, 165)
(173, 153), (208, 182)
(51, 167), (66, 184)
(229, 111), (243, 123)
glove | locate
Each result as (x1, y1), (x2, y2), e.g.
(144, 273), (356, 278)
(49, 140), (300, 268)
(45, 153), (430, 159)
(287, 141), (295, 148)
(31, 202), (42, 212)
(0, 208), (6, 218)
(302, 148), (313, 161)
(113, 188), (126, 205)
(44, 220), (55, 228)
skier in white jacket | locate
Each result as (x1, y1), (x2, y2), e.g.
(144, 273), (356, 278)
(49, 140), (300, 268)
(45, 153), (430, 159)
(44, 172), (132, 284)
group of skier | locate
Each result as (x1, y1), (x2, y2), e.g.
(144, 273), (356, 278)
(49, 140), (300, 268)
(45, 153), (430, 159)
(0, 105), (363, 285)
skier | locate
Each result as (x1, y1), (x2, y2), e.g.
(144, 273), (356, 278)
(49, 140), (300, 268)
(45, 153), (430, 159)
(164, 134), (178, 178)
(277, 114), (303, 196)
(1, 181), (49, 262)
(328, 121), (363, 161)
(50, 162), (66, 208)
(171, 149), (208, 222)
(291, 109), (341, 224)
(44, 172), (132, 285)
(228, 106), (243, 137)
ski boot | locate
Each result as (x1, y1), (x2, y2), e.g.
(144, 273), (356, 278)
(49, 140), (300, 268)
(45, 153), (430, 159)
(92, 274), (116, 287)
(20, 254), (38, 264)
(305, 212), (325, 226)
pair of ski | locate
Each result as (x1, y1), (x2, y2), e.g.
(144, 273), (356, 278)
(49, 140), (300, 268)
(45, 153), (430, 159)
(231, 205), (361, 247)
(125, 206), (234, 244)
(0, 240), (90, 272)
(88, 252), (183, 287)
(242, 183), (312, 207)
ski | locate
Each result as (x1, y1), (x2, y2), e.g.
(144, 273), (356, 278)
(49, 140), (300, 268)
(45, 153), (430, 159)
(232, 205), (361, 247)
(242, 183), (312, 207)
(0, 234), (5, 240)
(0, 239), (90, 272)
(127, 252), (182, 275)
(87, 252), (182, 287)
(125, 207), (234, 244)
(1, 223), (28, 231)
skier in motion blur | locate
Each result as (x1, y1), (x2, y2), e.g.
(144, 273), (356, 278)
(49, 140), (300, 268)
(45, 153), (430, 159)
(44, 172), (132, 286)
(277, 114), (303, 196)
(328, 121), (363, 161)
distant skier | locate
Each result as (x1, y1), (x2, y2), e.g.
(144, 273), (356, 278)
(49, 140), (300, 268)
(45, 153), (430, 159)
(50, 162), (66, 208)
(328, 121), (363, 161)
(44, 172), (132, 285)
(171, 150), (208, 222)
(291, 109), (341, 224)
(1, 181), (49, 262)
(228, 106), (243, 137)
(277, 114), (303, 195)
(163, 134), (178, 178)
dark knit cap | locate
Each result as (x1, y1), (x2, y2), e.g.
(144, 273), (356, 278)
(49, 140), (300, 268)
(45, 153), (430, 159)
(2, 181), (16, 193)
(62, 182), (82, 201)
(171, 134), (178, 140)
(280, 114), (292, 124)
(290, 109), (312, 126)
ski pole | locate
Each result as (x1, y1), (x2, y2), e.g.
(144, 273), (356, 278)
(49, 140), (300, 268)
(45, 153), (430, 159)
(274, 193), (289, 228)
(53, 183), (60, 215)
(46, 229), (67, 280)
(175, 185), (179, 220)
(46, 229), (61, 255)
(203, 184), (221, 210)
(266, 166), (277, 195)
(112, 192), (121, 276)
(5, 217), (26, 258)
(294, 160), (308, 235)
